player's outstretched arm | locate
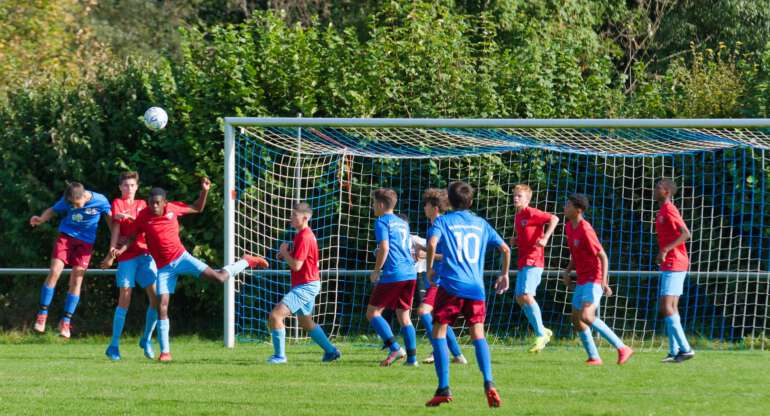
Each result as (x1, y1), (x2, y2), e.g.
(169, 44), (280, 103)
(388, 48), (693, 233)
(279, 242), (304, 272)
(537, 214), (560, 247)
(29, 207), (55, 227)
(598, 250), (612, 297)
(370, 240), (389, 283)
(100, 220), (123, 269)
(494, 242), (511, 294)
(185, 177), (211, 215)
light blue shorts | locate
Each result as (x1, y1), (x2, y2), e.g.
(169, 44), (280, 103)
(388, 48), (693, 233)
(515, 267), (543, 296)
(660, 271), (687, 297)
(281, 281), (321, 316)
(572, 283), (603, 309)
(156, 252), (209, 295)
(116, 254), (157, 289)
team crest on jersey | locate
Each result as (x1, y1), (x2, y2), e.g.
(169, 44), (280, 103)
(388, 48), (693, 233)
(84, 208), (99, 215)
(71, 213), (83, 222)
(521, 219), (528, 226)
(165, 212), (175, 220)
(573, 239), (580, 246)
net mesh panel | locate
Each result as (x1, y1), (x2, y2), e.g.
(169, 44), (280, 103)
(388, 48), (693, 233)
(232, 125), (770, 349)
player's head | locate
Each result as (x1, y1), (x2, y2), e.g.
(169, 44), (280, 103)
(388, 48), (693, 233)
(64, 182), (87, 208)
(654, 178), (678, 202)
(423, 187), (449, 221)
(448, 181), (473, 210)
(371, 188), (397, 216)
(291, 202), (312, 229)
(119, 171), (139, 199)
(512, 183), (532, 210)
(564, 193), (589, 220)
(148, 187), (168, 216)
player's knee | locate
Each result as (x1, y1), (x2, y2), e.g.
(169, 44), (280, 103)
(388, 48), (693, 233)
(365, 308), (379, 321)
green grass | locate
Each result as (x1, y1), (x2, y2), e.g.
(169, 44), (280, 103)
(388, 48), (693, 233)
(0, 336), (768, 415)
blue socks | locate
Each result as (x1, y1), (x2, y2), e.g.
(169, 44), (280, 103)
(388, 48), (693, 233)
(38, 285), (55, 315)
(666, 314), (691, 353)
(401, 324), (417, 364)
(591, 318), (625, 349)
(472, 338), (493, 383)
(420, 313), (434, 343)
(143, 307), (158, 343)
(523, 303), (546, 337)
(422, 313), (463, 358)
(272, 328), (286, 358)
(61, 293), (80, 323)
(579, 328), (600, 359)
(446, 327), (463, 358)
(110, 307), (127, 347)
(431, 337), (450, 389)
(370, 315), (401, 352)
(309, 325), (335, 354)
(158, 319), (170, 353)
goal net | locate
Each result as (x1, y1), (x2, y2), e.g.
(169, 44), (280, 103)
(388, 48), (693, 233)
(223, 118), (770, 350)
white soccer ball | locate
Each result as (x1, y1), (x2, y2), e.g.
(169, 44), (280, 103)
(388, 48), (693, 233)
(143, 107), (168, 131)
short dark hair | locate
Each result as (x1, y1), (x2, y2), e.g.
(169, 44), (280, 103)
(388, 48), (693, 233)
(372, 188), (397, 210)
(448, 181), (473, 210)
(567, 193), (589, 212)
(119, 171), (139, 184)
(657, 178), (678, 196)
(149, 187), (167, 200)
(64, 182), (85, 202)
(293, 201), (313, 217)
(423, 188), (450, 213)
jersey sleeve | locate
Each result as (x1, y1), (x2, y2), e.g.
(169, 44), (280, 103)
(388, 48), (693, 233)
(668, 207), (687, 231)
(100, 196), (112, 216)
(485, 221), (504, 247)
(584, 226), (604, 256)
(427, 218), (443, 241)
(168, 201), (190, 217)
(110, 199), (120, 220)
(531, 208), (553, 225)
(52, 197), (69, 214)
(374, 218), (388, 243)
(292, 234), (313, 262)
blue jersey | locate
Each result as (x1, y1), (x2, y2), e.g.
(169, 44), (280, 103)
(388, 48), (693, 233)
(427, 210), (504, 301)
(374, 213), (417, 284)
(52, 191), (111, 244)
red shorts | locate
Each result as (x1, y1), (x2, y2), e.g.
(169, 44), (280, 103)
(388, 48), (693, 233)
(432, 287), (486, 325)
(51, 234), (93, 269)
(422, 286), (438, 307)
(369, 280), (416, 310)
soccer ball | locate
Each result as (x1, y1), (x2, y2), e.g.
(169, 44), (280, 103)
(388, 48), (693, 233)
(143, 107), (168, 131)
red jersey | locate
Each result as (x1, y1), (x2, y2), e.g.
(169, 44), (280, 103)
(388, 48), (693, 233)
(112, 197), (149, 261)
(565, 219), (604, 285)
(655, 201), (689, 271)
(134, 202), (189, 269)
(514, 206), (553, 269)
(290, 227), (320, 287)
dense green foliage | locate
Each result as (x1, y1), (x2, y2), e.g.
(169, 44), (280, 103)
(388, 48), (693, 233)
(1, 0), (770, 334)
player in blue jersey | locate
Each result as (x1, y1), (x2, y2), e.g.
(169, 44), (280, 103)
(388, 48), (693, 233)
(366, 188), (419, 366)
(424, 181), (510, 408)
(414, 188), (467, 365)
(31, 182), (112, 338)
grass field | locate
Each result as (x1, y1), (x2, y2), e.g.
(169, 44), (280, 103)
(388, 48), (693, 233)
(1, 335), (768, 415)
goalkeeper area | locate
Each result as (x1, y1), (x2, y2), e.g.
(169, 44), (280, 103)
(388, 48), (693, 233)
(1, 337), (768, 415)
(223, 118), (769, 350)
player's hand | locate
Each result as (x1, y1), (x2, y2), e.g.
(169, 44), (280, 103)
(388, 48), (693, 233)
(99, 254), (114, 269)
(655, 250), (668, 265)
(426, 269), (437, 287)
(114, 212), (135, 221)
(29, 216), (43, 227)
(561, 270), (573, 287)
(536, 238), (548, 248)
(603, 284), (613, 298)
(369, 270), (380, 283)
(201, 177), (211, 191)
(494, 274), (509, 295)
(279, 242), (290, 258)
(509, 237), (516, 247)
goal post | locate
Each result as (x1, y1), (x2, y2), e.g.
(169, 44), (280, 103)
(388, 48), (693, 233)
(223, 117), (770, 350)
